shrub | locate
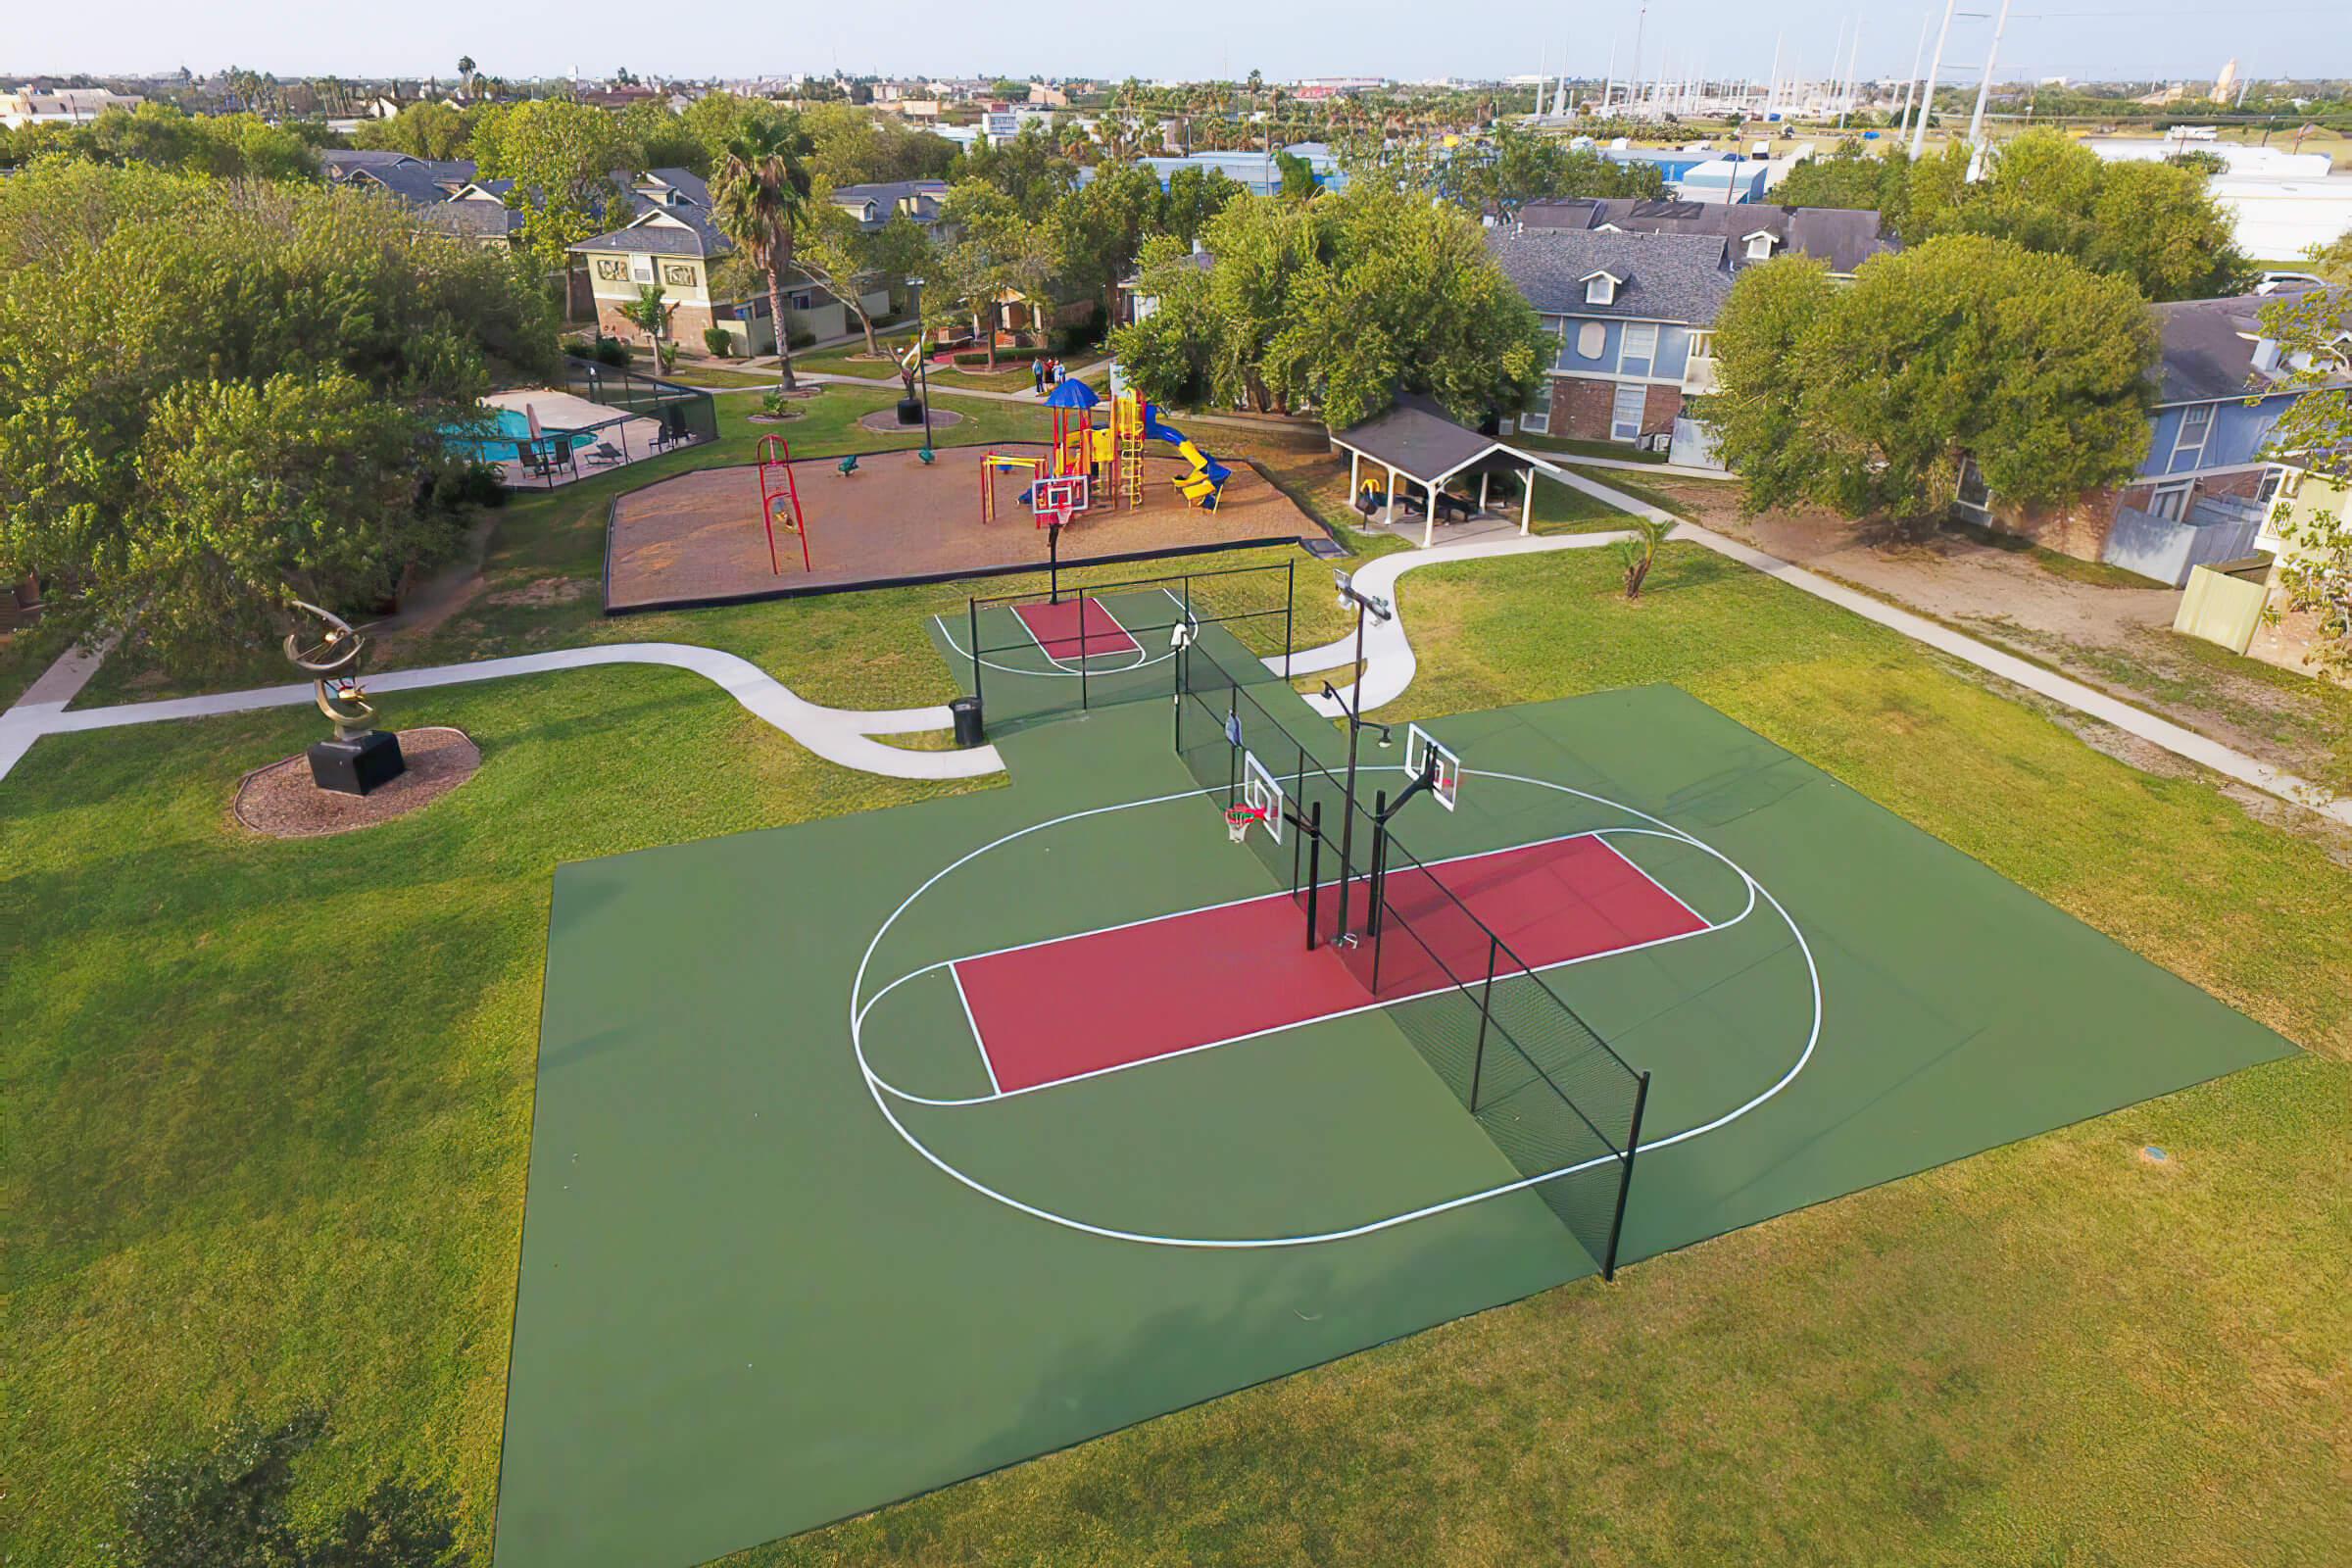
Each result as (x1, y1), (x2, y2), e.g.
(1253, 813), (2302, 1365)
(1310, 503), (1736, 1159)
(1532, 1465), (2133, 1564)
(592, 335), (630, 368)
(702, 326), (733, 358)
(788, 328), (816, 350)
(561, 334), (598, 359)
(953, 350), (995, 368)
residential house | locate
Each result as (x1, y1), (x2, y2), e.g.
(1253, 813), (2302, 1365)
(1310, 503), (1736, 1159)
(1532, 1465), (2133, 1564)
(1519, 198), (1898, 278)
(1487, 226), (1735, 444)
(1965, 285), (2351, 585)
(1115, 242), (1216, 325)
(829, 179), (948, 232)
(569, 201), (888, 356)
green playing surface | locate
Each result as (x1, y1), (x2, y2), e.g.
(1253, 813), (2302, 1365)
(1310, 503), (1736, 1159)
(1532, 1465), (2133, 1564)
(494, 671), (2296, 1568)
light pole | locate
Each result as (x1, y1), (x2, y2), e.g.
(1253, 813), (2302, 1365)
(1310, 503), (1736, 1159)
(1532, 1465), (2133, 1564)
(906, 274), (935, 451)
(1325, 568), (1394, 944)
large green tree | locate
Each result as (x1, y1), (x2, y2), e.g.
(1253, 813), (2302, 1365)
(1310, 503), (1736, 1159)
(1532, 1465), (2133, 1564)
(1696, 237), (2157, 528)
(467, 99), (632, 270)
(712, 115), (816, 388)
(949, 122), (1075, 219)
(1110, 186), (1546, 427)
(1442, 124), (1667, 219)
(926, 181), (1061, 369)
(348, 101), (469, 161)
(0, 161), (555, 674)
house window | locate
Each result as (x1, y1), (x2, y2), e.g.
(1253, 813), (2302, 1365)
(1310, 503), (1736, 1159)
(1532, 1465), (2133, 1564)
(1955, 458), (1991, 516)
(1609, 383), (1647, 442)
(788, 290), (815, 311)
(1576, 321), (1606, 360)
(2256, 466), (2288, 505)
(2148, 480), (2194, 520)
(1520, 376), (1551, 435)
(1585, 274), (1616, 306)
(2170, 403), (2213, 470)
(1619, 322), (1658, 378)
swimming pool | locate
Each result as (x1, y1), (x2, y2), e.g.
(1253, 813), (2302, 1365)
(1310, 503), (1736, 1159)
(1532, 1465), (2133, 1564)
(443, 407), (593, 463)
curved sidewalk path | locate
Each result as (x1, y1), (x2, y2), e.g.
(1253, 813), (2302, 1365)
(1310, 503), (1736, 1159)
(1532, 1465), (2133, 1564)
(0, 643), (1004, 785)
(4, 471), (2344, 830)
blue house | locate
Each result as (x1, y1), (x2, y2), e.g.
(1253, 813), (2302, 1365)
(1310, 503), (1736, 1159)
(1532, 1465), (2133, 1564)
(1486, 226), (1734, 445)
(1964, 286), (2348, 583)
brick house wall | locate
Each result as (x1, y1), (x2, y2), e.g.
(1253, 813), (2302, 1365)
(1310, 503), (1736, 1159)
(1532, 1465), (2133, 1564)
(594, 297), (724, 347)
(1985, 466), (2275, 564)
(1544, 375), (1684, 441)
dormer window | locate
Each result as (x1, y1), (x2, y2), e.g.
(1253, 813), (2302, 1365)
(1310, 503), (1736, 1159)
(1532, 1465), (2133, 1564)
(1583, 271), (1620, 306)
(1742, 231), (1778, 262)
(2250, 336), (2282, 375)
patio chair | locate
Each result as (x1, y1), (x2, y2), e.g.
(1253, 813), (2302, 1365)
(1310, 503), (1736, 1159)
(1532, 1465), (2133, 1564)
(586, 442), (624, 467)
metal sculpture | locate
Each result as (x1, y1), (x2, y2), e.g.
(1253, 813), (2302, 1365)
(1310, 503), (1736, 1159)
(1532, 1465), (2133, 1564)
(283, 601), (406, 795)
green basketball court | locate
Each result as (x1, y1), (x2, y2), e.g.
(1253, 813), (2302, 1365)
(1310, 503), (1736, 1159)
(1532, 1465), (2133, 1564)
(492, 615), (2295, 1568)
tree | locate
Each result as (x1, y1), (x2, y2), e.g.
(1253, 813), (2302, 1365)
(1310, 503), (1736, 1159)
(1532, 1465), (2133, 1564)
(712, 115), (815, 388)
(2302, 228), (2352, 283)
(468, 98), (632, 270)
(1110, 186), (1546, 427)
(1274, 149), (1319, 200)
(1612, 514), (1671, 599)
(0, 162), (555, 675)
(614, 99), (705, 174)
(1440, 123), (1665, 220)
(457, 54), (477, 94)
(1161, 164), (1242, 247)
(927, 181), (1060, 369)
(2257, 285), (2352, 676)
(619, 282), (668, 347)
(350, 100), (468, 161)
(950, 121), (1074, 218)
(1051, 159), (1163, 321)
(793, 186), (933, 356)
(1773, 140), (1911, 227)
(1695, 236), (2156, 530)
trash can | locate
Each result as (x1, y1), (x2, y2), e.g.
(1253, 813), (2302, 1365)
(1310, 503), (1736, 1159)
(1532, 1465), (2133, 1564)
(950, 694), (984, 748)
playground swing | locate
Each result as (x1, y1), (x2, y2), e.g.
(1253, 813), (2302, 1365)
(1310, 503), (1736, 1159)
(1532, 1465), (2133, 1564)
(756, 435), (813, 575)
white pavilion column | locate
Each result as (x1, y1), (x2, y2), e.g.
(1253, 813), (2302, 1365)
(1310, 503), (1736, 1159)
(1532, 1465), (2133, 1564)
(1520, 469), (1535, 535)
(1348, 446), (1360, 500)
(1479, 471), (1491, 514)
(1386, 463), (1399, 528)
(1423, 483), (1438, 549)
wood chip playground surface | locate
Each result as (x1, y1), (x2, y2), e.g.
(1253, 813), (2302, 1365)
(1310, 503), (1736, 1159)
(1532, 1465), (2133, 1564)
(494, 625), (2296, 1568)
(602, 444), (1332, 612)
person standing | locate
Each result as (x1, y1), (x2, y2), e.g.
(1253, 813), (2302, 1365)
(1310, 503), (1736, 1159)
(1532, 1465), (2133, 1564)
(1030, 355), (1045, 396)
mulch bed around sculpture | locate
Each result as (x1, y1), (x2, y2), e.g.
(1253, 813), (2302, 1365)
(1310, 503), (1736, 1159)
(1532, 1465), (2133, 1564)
(232, 727), (481, 838)
(856, 407), (965, 435)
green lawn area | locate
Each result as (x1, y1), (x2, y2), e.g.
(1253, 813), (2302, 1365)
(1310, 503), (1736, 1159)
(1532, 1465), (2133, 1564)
(9, 529), (2349, 1564)
(792, 333), (1047, 395)
(1516, 429), (1671, 465)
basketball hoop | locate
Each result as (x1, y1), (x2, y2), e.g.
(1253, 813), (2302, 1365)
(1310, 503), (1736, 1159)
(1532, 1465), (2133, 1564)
(1225, 804), (1266, 844)
(1033, 472), (1088, 531)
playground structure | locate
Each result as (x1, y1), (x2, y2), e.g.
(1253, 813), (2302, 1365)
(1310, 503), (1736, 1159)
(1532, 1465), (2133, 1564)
(979, 384), (1232, 526)
(757, 435), (812, 575)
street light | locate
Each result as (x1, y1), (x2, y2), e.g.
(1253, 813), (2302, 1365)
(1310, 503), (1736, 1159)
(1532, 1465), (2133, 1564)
(906, 274), (935, 451)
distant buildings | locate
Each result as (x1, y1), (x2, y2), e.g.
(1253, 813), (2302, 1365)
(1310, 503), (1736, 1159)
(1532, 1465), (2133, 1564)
(0, 84), (143, 127)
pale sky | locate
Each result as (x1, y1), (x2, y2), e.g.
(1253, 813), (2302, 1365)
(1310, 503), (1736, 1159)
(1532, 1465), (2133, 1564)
(9, 0), (2347, 91)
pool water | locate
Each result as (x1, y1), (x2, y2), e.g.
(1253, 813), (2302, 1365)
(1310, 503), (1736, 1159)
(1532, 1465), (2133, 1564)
(443, 407), (593, 463)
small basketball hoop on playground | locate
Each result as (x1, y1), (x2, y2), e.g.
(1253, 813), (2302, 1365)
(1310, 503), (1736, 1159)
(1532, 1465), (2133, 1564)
(1032, 472), (1088, 531)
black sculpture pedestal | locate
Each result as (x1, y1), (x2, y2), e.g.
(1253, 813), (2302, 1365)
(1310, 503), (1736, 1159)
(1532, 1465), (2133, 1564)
(897, 396), (924, 426)
(308, 730), (407, 796)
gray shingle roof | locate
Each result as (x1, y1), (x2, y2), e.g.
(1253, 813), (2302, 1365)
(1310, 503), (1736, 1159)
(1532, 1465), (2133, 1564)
(1332, 392), (1540, 481)
(1487, 228), (1735, 325)
(568, 206), (732, 259)
(831, 179), (948, 229)
(1518, 197), (1899, 274)
(2152, 285), (2344, 404)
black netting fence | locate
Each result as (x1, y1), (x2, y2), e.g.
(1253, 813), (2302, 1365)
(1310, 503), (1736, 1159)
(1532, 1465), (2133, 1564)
(1172, 636), (1651, 1280)
(560, 356), (720, 445)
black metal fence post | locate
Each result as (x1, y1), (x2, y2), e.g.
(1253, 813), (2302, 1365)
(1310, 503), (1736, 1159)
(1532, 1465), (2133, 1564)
(1468, 935), (1498, 1112)
(1303, 801), (1323, 950)
(968, 599), (984, 711)
(1599, 1070), (1650, 1282)
(1283, 556), (1295, 678)
(1078, 587), (1090, 711)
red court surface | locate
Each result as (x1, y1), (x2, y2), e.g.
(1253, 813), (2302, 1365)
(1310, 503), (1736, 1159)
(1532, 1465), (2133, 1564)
(1013, 599), (1139, 661)
(954, 834), (1708, 1094)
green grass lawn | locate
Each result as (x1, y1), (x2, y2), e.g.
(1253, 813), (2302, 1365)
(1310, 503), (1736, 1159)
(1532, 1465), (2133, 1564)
(1516, 429), (1671, 466)
(792, 334), (1046, 395)
(0, 625), (58, 709)
(9, 535), (2349, 1565)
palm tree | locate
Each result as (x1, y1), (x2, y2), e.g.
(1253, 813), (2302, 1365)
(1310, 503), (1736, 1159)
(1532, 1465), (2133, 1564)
(713, 117), (814, 391)
(458, 55), (476, 98)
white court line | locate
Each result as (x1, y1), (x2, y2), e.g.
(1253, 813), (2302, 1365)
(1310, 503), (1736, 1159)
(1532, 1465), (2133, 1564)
(1588, 832), (1716, 932)
(949, 964), (1003, 1095)
(846, 769), (1821, 1250)
(928, 588), (1200, 682)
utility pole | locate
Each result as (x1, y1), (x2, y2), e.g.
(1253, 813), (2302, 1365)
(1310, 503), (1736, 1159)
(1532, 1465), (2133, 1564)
(1911, 0), (1960, 159)
(1964, 0), (2014, 158)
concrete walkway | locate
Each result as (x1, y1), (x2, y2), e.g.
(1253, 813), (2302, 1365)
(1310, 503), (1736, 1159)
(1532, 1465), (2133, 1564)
(0, 643), (1003, 785)
(7, 469), (2342, 830)
(1549, 452), (1736, 483)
